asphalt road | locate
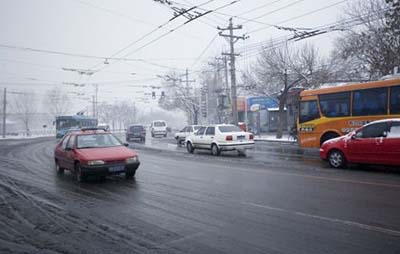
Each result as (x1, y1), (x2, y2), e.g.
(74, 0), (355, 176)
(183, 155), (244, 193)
(1, 137), (400, 254)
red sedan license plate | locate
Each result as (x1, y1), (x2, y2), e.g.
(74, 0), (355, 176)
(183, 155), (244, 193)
(109, 165), (125, 173)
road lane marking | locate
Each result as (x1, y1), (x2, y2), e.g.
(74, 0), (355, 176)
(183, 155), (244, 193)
(141, 151), (400, 188)
(141, 153), (400, 189)
(244, 202), (400, 237)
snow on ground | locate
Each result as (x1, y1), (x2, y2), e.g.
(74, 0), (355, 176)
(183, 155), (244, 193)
(0, 133), (54, 140)
(254, 133), (294, 142)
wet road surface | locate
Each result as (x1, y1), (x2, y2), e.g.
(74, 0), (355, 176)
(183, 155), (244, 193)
(1, 137), (400, 254)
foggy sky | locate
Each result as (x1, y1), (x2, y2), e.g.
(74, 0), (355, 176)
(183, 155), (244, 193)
(0, 0), (347, 113)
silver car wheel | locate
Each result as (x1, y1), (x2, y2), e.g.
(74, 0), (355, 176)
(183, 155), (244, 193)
(328, 150), (345, 168)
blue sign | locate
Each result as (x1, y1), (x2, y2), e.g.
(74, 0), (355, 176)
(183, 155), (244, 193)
(247, 96), (278, 110)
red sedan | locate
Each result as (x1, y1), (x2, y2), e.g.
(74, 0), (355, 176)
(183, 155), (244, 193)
(54, 128), (140, 182)
(320, 119), (400, 168)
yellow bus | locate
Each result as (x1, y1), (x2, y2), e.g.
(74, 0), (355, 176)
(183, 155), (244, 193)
(298, 77), (400, 148)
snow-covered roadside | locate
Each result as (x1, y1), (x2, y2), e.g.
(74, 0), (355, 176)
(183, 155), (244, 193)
(254, 133), (296, 143)
(0, 133), (54, 140)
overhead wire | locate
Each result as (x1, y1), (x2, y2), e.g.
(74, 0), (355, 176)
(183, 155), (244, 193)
(238, 1), (385, 57)
(0, 44), (199, 72)
(69, 0), (155, 26)
(190, 33), (219, 69)
(239, 8), (389, 59)
(94, 0), (241, 73)
(89, 0), (221, 70)
(242, 0), (306, 25)
(184, 0), (312, 70)
(246, 0), (349, 34)
(172, 0), (227, 26)
(184, 0), (285, 26)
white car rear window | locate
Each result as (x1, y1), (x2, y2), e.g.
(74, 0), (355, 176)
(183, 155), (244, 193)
(154, 122), (166, 127)
(218, 126), (241, 133)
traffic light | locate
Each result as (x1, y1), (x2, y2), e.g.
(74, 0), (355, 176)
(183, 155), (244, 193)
(161, 91), (165, 98)
(151, 91), (156, 99)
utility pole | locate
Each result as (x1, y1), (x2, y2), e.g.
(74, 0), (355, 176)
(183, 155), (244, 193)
(218, 18), (247, 125)
(92, 95), (96, 117)
(223, 55), (230, 104)
(215, 56), (231, 123)
(215, 56), (230, 97)
(184, 68), (196, 124)
(2, 88), (6, 138)
(94, 84), (99, 119)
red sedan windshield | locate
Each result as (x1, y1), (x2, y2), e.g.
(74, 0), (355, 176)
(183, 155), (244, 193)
(77, 134), (122, 149)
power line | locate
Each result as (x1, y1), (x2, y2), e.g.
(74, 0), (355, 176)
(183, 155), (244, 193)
(177, 0), (284, 24)
(239, 8), (389, 59)
(69, 0), (155, 26)
(235, 0), (283, 17)
(233, 0), (350, 52)
(95, 1), (241, 73)
(0, 44), (196, 72)
(186, 0), (285, 27)
(173, 0), (227, 23)
(247, 0), (349, 34)
(242, 0), (306, 25)
(89, 0), (220, 70)
(190, 33), (219, 69)
(241, 6), (389, 56)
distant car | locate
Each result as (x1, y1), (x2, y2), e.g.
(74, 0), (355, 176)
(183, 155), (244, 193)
(150, 120), (167, 137)
(320, 119), (400, 168)
(185, 124), (255, 156)
(126, 124), (146, 142)
(174, 125), (202, 145)
(97, 123), (110, 131)
(54, 128), (140, 182)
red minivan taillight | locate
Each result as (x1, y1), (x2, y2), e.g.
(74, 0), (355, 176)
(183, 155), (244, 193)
(226, 135), (233, 141)
(249, 134), (254, 140)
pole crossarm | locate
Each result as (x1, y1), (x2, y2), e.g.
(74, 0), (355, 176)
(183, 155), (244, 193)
(218, 33), (247, 40)
(222, 52), (240, 57)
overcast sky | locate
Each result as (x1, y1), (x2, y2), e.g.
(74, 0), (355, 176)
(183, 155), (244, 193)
(0, 0), (349, 113)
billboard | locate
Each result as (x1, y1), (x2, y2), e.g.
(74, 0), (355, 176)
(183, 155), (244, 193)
(247, 96), (278, 110)
(236, 97), (246, 111)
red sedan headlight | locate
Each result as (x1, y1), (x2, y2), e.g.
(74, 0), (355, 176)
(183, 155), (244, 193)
(87, 160), (105, 166)
(125, 156), (138, 164)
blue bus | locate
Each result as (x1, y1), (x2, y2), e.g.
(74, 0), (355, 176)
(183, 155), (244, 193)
(55, 115), (98, 139)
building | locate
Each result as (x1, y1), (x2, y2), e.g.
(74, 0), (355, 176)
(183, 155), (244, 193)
(237, 96), (283, 133)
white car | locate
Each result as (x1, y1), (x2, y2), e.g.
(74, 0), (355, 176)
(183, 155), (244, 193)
(150, 120), (168, 137)
(185, 124), (255, 156)
(174, 125), (202, 145)
(97, 123), (110, 131)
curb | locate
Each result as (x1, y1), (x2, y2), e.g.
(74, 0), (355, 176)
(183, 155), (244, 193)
(254, 138), (296, 145)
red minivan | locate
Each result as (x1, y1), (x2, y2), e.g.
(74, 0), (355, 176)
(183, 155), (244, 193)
(54, 128), (140, 182)
(320, 119), (400, 168)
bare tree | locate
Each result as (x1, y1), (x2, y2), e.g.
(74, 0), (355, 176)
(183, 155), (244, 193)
(45, 86), (71, 118)
(97, 101), (137, 130)
(243, 41), (331, 138)
(158, 71), (200, 125)
(332, 0), (400, 79)
(12, 92), (37, 135)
